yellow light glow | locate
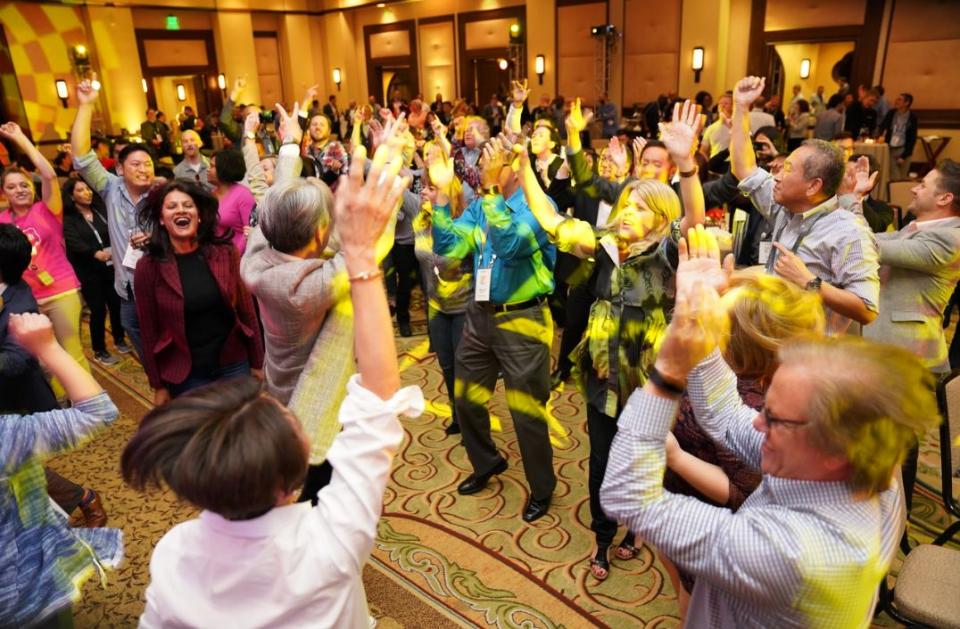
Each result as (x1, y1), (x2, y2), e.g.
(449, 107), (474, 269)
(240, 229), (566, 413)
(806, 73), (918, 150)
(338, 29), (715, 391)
(333, 68), (342, 85)
(141, 78), (148, 93)
(498, 58), (509, 71)
(692, 47), (704, 71)
(510, 23), (520, 35)
(55, 80), (68, 100)
(535, 55), (545, 75)
(75, 44), (87, 57)
(217, 73), (226, 90)
(800, 58), (811, 79)
(176, 83), (186, 101)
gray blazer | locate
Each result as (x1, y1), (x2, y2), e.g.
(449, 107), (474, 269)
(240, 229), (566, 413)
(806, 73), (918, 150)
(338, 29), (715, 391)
(863, 217), (960, 372)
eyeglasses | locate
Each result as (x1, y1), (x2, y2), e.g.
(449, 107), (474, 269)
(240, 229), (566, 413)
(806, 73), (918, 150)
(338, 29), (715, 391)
(759, 405), (809, 431)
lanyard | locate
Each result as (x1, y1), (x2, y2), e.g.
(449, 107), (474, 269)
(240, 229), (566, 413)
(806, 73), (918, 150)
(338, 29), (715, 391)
(765, 207), (829, 273)
(477, 219), (497, 269)
(84, 211), (107, 248)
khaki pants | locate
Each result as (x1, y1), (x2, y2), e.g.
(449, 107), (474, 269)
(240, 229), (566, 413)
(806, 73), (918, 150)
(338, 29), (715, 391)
(890, 146), (911, 181)
(38, 290), (90, 397)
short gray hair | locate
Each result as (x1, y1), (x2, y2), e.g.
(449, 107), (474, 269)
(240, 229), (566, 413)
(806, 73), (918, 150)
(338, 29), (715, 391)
(260, 178), (333, 254)
(800, 139), (845, 198)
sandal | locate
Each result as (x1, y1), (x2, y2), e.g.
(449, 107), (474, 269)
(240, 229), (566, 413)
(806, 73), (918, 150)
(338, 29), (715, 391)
(590, 547), (611, 581)
(615, 541), (639, 561)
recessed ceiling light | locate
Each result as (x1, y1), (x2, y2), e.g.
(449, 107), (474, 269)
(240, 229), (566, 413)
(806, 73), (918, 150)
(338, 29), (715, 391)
(377, 3), (386, 7)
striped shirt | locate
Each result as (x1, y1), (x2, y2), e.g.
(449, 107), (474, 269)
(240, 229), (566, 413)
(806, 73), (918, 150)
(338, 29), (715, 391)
(601, 351), (903, 628)
(739, 169), (880, 334)
(0, 392), (123, 626)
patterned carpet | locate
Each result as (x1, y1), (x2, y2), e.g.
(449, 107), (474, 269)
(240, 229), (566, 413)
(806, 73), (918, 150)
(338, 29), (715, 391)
(45, 296), (959, 628)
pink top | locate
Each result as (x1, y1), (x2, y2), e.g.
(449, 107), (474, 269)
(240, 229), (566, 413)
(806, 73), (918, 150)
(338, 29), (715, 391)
(218, 184), (256, 255)
(1, 201), (79, 300)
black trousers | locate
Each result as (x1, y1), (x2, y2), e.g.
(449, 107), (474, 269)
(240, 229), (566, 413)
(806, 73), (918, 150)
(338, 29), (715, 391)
(80, 267), (124, 353)
(455, 300), (556, 500)
(586, 404), (637, 550)
(556, 284), (593, 377)
(390, 243), (418, 325)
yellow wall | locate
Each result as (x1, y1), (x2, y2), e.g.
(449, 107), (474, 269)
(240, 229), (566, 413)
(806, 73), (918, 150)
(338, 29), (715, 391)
(213, 12), (261, 105)
(87, 6), (148, 136)
(774, 41), (854, 101)
(526, 0), (556, 98)
(679, 0), (728, 99)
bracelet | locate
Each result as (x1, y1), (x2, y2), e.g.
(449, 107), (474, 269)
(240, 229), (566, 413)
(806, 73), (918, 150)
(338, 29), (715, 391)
(648, 366), (685, 395)
(679, 166), (699, 178)
(348, 269), (383, 283)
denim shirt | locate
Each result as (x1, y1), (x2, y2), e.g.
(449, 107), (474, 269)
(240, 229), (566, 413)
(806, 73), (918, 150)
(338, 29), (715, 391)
(431, 188), (556, 305)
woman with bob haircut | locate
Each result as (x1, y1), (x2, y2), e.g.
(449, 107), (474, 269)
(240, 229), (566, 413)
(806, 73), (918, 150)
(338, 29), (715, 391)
(121, 144), (422, 629)
(208, 146), (256, 255)
(520, 99), (706, 581)
(134, 180), (263, 406)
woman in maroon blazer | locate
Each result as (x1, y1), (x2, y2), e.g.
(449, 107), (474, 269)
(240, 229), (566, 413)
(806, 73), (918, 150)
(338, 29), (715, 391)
(134, 180), (263, 406)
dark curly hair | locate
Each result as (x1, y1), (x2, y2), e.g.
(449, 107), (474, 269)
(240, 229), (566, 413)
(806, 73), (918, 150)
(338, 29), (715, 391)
(137, 180), (230, 258)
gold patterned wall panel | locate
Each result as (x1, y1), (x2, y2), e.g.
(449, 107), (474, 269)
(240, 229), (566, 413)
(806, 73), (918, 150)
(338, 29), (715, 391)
(556, 3), (604, 101)
(143, 40), (209, 68)
(419, 21), (455, 102)
(623, 0), (680, 104)
(764, 0), (865, 31)
(0, 3), (87, 141)
(464, 18), (514, 51)
(370, 29), (411, 59)
(883, 0), (960, 110)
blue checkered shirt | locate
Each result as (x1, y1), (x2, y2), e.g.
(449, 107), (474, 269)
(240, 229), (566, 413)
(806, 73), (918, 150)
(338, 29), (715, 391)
(601, 351), (903, 628)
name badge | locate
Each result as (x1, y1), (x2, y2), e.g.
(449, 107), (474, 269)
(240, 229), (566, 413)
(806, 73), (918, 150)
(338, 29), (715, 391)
(123, 246), (144, 270)
(758, 240), (773, 265)
(37, 271), (55, 286)
(475, 267), (492, 302)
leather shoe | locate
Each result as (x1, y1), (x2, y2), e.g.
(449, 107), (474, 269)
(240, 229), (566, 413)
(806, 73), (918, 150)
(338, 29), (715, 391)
(444, 421), (461, 435)
(550, 368), (570, 389)
(398, 322), (413, 337)
(457, 458), (508, 495)
(522, 495), (551, 522)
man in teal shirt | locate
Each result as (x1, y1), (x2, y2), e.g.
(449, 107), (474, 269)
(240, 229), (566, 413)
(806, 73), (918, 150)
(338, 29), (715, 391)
(432, 140), (557, 522)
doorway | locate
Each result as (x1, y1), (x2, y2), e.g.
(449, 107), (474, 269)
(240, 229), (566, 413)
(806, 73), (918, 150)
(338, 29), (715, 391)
(466, 57), (510, 109)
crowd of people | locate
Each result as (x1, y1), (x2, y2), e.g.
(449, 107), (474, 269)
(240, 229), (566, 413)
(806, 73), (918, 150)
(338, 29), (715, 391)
(1, 67), (958, 628)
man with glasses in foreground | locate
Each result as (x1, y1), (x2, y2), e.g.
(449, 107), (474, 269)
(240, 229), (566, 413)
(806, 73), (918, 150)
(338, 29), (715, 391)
(602, 229), (939, 626)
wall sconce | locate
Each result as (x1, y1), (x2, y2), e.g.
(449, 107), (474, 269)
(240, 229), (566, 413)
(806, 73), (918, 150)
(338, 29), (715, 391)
(91, 78), (101, 92)
(141, 78), (148, 94)
(799, 58), (811, 79)
(217, 74), (226, 90)
(333, 68), (342, 91)
(55, 79), (69, 107)
(535, 54), (545, 85)
(691, 47), (704, 83)
(176, 83), (187, 102)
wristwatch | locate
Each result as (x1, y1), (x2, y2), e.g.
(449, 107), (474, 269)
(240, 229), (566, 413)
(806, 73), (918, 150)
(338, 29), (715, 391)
(805, 276), (823, 292)
(244, 131), (256, 141)
(481, 185), (502, 197)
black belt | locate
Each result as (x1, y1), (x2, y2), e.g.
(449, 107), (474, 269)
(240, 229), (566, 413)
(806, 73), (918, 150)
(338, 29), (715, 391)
(483, 295), (546, 314)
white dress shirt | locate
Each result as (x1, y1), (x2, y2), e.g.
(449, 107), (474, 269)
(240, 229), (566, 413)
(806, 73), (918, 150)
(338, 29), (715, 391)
(140, 376), (424, 629)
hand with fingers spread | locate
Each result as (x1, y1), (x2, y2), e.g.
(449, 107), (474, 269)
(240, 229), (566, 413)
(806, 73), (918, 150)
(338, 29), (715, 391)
(606, 136), (628, 173)
(566, 98), (593, 134)
(509, 79), (531, 107)
(734, 76), (765, 109)
(659, 99), (704, 170)
(676, 224), (735, 298)
(852, 156), (879, 198)
(77, 74), (100, 106)
(334, 145), (409, 264)
(230, 75), (248, 102)
(427, 150), (455, 191)
(480, 137), (509, 188)
(276, 101), (304, 145)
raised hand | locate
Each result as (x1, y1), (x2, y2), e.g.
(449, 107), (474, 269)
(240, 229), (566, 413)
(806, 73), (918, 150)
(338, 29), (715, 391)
(852, 155), (879, 197)
(231, 75), (248, 101)
(654, 275), (730, 386)
(607, 136), (628, 172)
(632, 136), (648, 177)
(334, 145), (408, 258)
(676, 224), (734, 298)
(8, 313), (58, 357)
(243, 111), (261, 136)
(659, 99), (704, 166)
(427, 151), (455, 190)
(565, 98), (593, 133)
(733, 76), (765, 109)
(275, 101), (303, 145)
(301, 84), (319, 107)
(480, 137), (509, 187)
(77, 73), (100, 106)
(0, 122), (28, 147)
(509, 79), (530, 107)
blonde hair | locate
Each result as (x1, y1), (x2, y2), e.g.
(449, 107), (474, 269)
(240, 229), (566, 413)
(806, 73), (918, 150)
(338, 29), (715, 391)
(608, 179), (680, 254)
(779, 337), (939, 496)
(180, 129), (202, 147)
(721, 275), (826, 379)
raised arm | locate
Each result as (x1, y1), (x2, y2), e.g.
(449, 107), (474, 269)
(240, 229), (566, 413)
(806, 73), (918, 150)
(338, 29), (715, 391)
(219, 76), (247, 143)
(505, 79), (530, 137)
(240, 112), (269, 204)
(665, 432), (732, 505)
(564, 97), (592, 157)
(0, 122), (60, 215)
(70, 76), (113, 194)
(660, 99), (705, 233)
(274, 102), (305, 184)
(730, 76), (764, 181)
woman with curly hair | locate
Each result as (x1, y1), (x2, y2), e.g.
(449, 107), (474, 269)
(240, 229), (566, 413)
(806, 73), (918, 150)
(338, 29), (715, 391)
(134, 180), (263, 406)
